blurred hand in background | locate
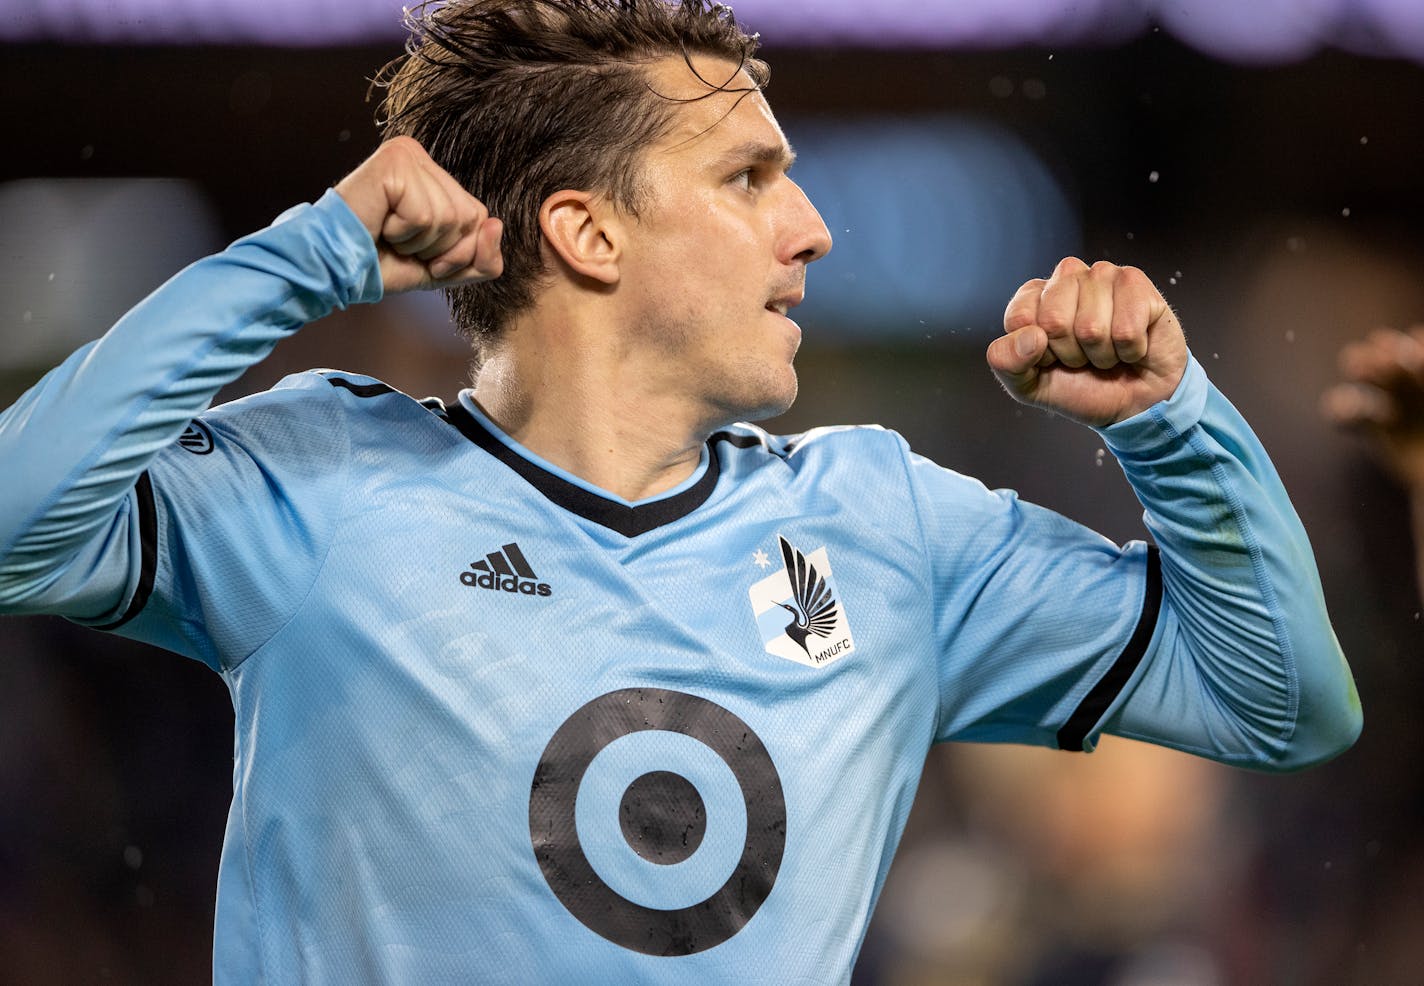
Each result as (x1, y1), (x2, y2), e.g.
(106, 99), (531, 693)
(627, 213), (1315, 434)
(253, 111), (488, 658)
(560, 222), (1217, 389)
(1323, 326), (1424, 597)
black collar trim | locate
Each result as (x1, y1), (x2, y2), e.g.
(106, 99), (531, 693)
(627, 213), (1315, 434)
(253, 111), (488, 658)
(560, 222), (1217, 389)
(443, 402), (755, 537)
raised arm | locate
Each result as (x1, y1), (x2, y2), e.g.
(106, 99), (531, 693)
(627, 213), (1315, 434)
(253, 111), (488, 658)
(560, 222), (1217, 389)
(985, 259), (1360, 770)
(0, 139), (501, 620)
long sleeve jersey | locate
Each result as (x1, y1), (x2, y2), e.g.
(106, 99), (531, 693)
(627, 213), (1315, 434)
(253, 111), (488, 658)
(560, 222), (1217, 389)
(0, 190), (1361, 984)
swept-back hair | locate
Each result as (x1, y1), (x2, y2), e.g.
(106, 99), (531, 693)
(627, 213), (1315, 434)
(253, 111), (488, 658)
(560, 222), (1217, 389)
(373, 0), (768, 358)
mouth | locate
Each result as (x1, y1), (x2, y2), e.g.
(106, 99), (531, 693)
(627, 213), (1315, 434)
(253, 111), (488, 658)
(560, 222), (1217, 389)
(765, 292), (804, 318)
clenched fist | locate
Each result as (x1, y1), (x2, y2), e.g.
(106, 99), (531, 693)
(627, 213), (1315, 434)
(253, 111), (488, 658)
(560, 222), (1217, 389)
(986, 258), (1189, 428)
(335, 135), (504, 294)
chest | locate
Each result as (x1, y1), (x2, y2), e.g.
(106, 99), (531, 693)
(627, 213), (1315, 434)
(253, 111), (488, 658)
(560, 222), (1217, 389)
(226, 476), (942, 966)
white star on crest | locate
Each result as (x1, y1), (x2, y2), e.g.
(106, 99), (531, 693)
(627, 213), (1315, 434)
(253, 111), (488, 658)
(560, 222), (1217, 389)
(752, 548), (772, 570)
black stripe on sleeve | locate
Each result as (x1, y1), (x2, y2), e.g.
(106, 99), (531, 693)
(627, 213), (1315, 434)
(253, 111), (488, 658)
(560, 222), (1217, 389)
(94, 470), (159, 631)
(1056, 546), (1162, 751)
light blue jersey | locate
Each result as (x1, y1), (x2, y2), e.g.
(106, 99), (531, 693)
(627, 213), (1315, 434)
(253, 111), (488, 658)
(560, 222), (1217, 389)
(0, 192), (1360, 984)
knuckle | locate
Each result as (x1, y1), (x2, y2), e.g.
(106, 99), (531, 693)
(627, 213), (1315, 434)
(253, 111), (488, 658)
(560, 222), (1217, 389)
(1004, 309), (1037, 331)
(1054, 256), (1087, 276)
(1111, 320), (1140, 344)
(1117, 265), (1149, 288)
(1075, 317), (1107, 344)
(380, 135), (419, 162)
(1089, 259), (1118, 277)
(1038, 310), (1071, 334)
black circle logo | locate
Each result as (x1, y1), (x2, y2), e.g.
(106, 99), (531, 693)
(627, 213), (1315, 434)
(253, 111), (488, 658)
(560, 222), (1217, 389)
(178, 420), (214, 455)
(529, 688), (786, 956)
(619, 770), (705, 865)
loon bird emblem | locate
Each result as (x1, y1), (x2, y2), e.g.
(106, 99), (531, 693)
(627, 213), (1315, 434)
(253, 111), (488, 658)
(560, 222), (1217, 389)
(775, 536), (839, 654)
(748, 534), (856, 668)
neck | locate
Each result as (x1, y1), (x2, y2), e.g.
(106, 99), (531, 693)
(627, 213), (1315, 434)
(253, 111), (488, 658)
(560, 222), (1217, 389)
(471, 318), (718, 503)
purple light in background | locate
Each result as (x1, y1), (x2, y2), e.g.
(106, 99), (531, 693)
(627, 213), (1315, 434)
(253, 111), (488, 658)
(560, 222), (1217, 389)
(0, 0), (407, 45)
(1, 0), (1422, 62)
(1356, 0), (1424, 59)
(734, 0), (1140, 48)
(1147, 0), (1345, 64)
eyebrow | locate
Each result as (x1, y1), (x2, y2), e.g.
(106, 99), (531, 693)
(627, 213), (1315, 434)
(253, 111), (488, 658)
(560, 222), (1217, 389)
(714, 140), (798, 172)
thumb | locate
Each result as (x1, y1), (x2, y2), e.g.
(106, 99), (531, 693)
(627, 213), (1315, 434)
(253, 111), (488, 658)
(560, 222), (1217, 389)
(987, 325), (1048, 395)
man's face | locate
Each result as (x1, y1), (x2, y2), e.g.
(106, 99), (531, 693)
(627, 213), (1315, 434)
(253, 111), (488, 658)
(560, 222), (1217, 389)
(615, 55), (833, 427)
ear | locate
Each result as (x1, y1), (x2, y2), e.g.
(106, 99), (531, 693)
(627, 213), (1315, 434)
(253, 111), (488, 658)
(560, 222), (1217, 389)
(539, 190), (621, 286)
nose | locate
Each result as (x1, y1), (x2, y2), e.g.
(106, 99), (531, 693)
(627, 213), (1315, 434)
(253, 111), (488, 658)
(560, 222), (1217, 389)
(781, 179), (833, 265)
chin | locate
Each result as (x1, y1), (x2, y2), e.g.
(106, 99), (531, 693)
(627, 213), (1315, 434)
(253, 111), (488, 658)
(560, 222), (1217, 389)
(730, 371), (798, 425)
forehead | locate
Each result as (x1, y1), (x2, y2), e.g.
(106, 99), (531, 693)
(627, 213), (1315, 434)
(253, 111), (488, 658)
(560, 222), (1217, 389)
(643, 54), (788, 159)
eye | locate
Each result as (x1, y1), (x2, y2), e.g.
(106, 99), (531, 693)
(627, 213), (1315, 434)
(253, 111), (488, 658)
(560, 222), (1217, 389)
(730, 168), (753, 190)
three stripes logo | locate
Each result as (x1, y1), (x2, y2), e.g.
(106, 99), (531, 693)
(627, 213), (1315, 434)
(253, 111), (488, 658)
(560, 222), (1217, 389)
(460, 542), (553, 597)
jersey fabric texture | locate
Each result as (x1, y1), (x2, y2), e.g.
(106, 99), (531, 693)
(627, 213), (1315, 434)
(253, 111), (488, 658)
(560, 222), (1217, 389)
(0, 191), (1361, 985)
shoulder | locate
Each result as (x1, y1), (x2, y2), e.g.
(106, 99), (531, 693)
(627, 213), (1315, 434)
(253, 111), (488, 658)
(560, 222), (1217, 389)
(204, 369), (447, 429)
(715, 421), (931, 494)
(741, 421), (1017, 523)
(190, 369), (453, 470)
(716, 420), (903, 462)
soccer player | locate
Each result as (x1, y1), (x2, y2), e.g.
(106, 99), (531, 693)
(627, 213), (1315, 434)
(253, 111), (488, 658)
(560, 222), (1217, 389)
(0, 1), (1360, 982)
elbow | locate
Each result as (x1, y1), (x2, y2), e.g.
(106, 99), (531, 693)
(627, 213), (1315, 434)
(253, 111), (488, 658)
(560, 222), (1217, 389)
(1255, 623), (1365, 772)
(1260, 678), (1364, 773)
(1274, 707), (1362, 773)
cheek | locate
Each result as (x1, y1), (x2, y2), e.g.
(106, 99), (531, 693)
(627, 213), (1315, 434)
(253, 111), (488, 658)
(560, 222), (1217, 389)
(662, 201), (762, 262)
(629, 204), (766, 316)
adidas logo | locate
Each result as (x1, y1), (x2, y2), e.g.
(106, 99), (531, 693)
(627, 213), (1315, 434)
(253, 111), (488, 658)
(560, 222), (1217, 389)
(178, 420), (214, 455)
(460, 542), (552, 597)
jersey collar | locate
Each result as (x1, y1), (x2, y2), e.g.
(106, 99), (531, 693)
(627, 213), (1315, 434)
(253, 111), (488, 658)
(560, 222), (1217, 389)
(443, 393), (723, 538)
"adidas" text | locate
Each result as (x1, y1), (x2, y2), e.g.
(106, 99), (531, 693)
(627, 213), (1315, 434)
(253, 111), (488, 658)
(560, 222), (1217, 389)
(459, 541), (553, 597)
(461, 570), (552, 596)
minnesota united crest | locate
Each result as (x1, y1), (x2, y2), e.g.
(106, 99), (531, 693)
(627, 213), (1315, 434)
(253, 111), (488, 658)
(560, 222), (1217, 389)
(748, 536), (856, 668)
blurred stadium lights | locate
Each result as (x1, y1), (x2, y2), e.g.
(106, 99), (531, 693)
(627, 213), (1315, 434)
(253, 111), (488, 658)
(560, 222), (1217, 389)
(0, 120), (1073, 350)
(3, 0), (1424, 62)
(0, 179), (222, 370)
(1148, 0), (1347, 63)
(786, 116), (1079, 339)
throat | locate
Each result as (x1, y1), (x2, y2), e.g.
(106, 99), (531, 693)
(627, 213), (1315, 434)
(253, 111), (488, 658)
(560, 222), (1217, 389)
(465, 393), (709, 504)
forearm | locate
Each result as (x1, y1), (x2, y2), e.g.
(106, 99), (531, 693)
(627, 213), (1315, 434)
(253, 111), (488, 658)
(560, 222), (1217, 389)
(0, 190), (380, 611)
(1100, 356), (1361, 770)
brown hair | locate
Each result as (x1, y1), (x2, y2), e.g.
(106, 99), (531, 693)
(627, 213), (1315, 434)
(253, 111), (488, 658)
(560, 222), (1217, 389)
(373, 0), (768, 357)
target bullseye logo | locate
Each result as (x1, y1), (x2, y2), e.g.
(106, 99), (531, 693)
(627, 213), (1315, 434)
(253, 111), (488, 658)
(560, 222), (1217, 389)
(529, 688), (786, 956)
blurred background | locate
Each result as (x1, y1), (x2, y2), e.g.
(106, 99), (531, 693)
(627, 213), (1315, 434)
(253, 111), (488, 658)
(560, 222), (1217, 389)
(3, 1), (1423, 982)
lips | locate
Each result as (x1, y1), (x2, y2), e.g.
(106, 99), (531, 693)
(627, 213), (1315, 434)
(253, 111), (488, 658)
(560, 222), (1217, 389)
(765, 291), (804, 316)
